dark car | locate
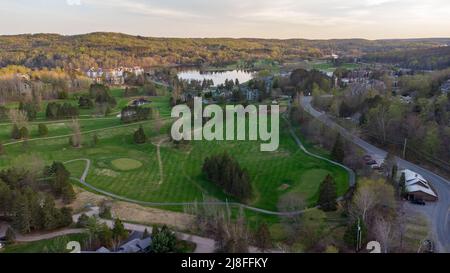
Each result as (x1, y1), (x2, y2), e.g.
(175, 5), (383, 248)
(411, 199), (426, 206)
(424, 240), (435, 253)
(363, 155), (373, 162)
(366, 160), (377, 166)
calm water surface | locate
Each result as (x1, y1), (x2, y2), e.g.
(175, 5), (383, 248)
(177, 69), (254, 86)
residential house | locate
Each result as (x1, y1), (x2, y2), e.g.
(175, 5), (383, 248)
(118, 237), (152, 253)
(398, 169), (438, 202)
(131, 98), (151, 107)
(440, 79), (450, 94)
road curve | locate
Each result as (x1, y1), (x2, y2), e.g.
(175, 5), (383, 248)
(300, 96), (450, 253)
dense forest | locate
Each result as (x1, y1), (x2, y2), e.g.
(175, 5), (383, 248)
(362, 45), (450, 70)
(0, 33), (449, 69)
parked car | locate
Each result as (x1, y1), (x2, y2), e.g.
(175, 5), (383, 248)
(366, 160), (377, 166)
(363, 155), (373, 162)
(411, 199), (426, 206)
(424, 240), (435, 253)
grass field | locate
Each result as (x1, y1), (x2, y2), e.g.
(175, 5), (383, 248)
(111, 158), (143, 171)
(0, 87), (349, 214)
(311, 61), (360, 73)
(1, 234), (88, 253)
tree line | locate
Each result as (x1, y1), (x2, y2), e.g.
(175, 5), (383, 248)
(0, 161), (75, 234)
(202, 153), (252, 202)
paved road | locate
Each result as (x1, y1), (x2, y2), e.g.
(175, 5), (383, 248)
(8, 207), (214, 253)
(301, 96), (450, 253)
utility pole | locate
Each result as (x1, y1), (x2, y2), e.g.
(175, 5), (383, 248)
(356, 218), (362, 252)
(403, 138), (408, 159)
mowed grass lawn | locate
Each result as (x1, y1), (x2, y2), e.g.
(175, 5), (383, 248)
(1, 117), (348, 212)
(1, 234), (88, 253)
(0, 89), (349, 212)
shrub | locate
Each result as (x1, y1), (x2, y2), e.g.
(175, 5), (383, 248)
(38, 123), (48, 137)
(133, 126), (147, 144)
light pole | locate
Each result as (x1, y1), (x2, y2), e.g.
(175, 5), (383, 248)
(356, 218), (362, 252)
(403, 138), (408, 159)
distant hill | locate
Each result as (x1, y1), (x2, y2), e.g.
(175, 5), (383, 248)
(362, 45), (450, 70)
(0, 32), (449, 69)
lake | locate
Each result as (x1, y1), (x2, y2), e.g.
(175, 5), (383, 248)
(177, 69), (254, 86)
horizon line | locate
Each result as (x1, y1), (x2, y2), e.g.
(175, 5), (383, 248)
(1, 31), (450, 41)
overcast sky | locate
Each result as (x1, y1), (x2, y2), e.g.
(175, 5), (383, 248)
(1, 0), (449, 39)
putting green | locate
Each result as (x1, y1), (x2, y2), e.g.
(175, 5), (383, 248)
(111, 158), (143, 171)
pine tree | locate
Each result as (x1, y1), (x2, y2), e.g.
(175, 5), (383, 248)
(59, 207), (73, 227)
(11, 124), (21, 140)
(5, 227), (16, 244)
(142, 228), (150, 239)
(76, 213), (90, 228)
(38, 123), (48, 137)
(19, 127), (29, 139)
(112, 218), (128, 243)
(92, 134), (99, 146)
(62, 184), (76, 204)
(391, 164), (398, 181)
(151, 225), (177, 253)
(41, 195), (57, 230)
(318, 175), (338, 211)
(344, 219), (367, 251)
(331, 133), (345, 163)
(399, 172), (406, 197)
(133, 125), (146, 144)
(12, 193), (31, 234)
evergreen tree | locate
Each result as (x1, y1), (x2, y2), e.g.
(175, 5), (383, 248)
(11, 124), (21, 140)
(59, 207), (73, 227)
(19, 127), (29, 139)
(40, 195), (57, 230)
(98, 223), (113, 248)
(76, 213), (90, 228)
(12, 193), (31, 233)
(5, 227), (16, 244)
(344, 219), (368, 251)
(38, 123), (48, 137)
(151, 225), (177, 253)
(142, 228), (150, 239)
(92, 134), (99, 146)
(318, 175), (338, 211)
(331, 133), (345, 163)
(399, 172), (406, 197)
(62, 184), (76, 204)
(133, 125), (147, 144)
(112, 218), (128, 243)
(391, 164), (398, 182)
(202, 153), (252, 202)
(24, 188), (42, 230)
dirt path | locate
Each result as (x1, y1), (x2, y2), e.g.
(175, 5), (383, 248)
(3, 117), (173, 147)
(153, 137), (169, 185)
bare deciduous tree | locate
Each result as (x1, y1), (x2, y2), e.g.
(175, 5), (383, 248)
(69, 119), (82, 148)
(8, 109), (28, 128)
(153, 109), (163, 133)
(373, 216), (393, 253)
(351, 178), (396, 222)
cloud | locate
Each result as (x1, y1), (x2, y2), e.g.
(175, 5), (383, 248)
(83, 0), (202, 18)
(66, 0), (81, 6)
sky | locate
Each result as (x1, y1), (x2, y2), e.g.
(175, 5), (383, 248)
(1, 0), (450, 39)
